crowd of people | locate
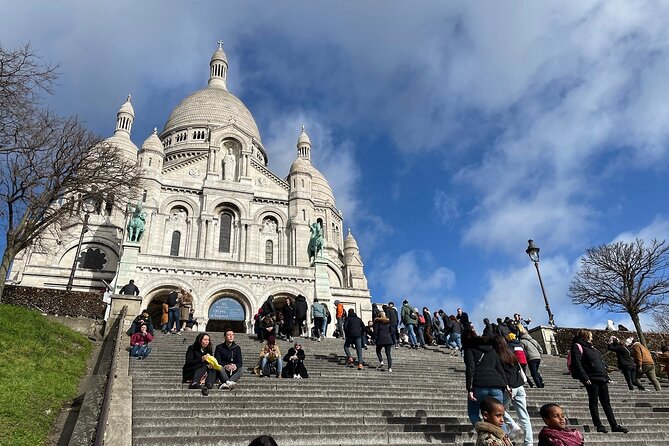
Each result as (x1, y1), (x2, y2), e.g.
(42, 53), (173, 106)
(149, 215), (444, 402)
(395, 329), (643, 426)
(122, 291), (669, 445)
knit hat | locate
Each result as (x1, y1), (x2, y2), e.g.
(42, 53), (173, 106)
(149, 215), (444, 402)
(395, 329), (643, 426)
(506, 333), (517, 341)
(625, 337), (634, 347)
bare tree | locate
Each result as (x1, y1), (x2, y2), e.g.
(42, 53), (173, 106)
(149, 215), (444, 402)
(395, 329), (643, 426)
(569, 238), (669, 346)
(652, 307), (669, 334)
(0, 43), (143, 300)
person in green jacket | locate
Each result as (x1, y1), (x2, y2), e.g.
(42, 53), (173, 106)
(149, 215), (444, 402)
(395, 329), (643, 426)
(400, 300), (419, 349)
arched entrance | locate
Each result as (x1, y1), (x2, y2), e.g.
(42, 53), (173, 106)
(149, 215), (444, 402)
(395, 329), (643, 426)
(145, 286), (192, 331)
(206, 294), (247, 333)
(265, 292), (298, 336)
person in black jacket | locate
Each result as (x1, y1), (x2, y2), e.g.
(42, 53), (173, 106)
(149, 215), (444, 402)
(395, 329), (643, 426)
(491, 335), (531, 445)
(127, 309), (154, 336)
(214, 329), (243, 389)
(372, 311), (394, 372)
(385, 302), (399, 348)
(571, 329), (628, 433)
(182, 333), (216, 395)
(294, 294), (308, 336)
(282, 298), (296, 342)
(607, 336), (644, 391)
(463, 331), (509, 425)
(282, 342), (308, 378)
(343, 308), (365, 369)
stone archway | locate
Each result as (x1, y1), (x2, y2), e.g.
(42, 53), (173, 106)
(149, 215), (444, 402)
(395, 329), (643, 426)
(143, 286), (192, 331)
(205, 290), (250, 333)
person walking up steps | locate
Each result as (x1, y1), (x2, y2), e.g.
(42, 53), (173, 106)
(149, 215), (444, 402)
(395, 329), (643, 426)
(630, 337), (662, 391)
(401, 300), (419, 349)
(343, 308), (365, 370)
(373, 310), (394, 373)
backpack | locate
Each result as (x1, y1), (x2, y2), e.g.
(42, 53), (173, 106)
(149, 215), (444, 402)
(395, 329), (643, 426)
(418, 314), (426, 325)
(567, 343), (583, 379)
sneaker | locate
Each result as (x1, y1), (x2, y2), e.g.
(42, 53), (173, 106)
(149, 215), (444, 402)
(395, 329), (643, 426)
(201, 385), (209, 396)
(508, 424), (524, 441)
(227, 381), (236, 389)
(357, 363), (363, 370)
(317, 337), (322, 342)
(596, 425), (608, 433)
(612, 425), (628, 433)
(346, 357), (354, 366)
(388, 368), (392, 373)
(219, 382), (229, 390)
(377, 362), (384, 369)
(395, 345), (399, 349)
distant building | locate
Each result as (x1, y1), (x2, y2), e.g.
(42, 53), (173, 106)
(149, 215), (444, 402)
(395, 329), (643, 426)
(8, 44), (372, 332)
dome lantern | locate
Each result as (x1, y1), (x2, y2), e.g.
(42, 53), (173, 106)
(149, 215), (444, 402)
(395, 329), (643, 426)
(297, 125), (311, 161)
(114, 95), (134, 138)
(208, 40), (229, 90)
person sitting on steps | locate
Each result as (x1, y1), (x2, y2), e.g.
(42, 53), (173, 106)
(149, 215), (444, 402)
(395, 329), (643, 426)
(254, 335), (283, 378)
(215, 329), (243, 389)
(129, 323), (153, 360)
(282, 341), (308, 379)
(182, 332), (217, 396)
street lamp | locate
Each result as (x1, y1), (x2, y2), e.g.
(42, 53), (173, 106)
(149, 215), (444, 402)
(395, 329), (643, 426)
(526, 239), (556, 327)
(66, 196), (96, 291)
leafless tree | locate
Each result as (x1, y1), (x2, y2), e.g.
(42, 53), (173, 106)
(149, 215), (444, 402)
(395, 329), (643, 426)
(0, 43), (143, 300)
(569, 238), (669, 346)
(652, 307), (669, 334)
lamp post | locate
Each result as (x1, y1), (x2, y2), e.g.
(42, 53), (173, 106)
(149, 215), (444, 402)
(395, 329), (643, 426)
(526, 239), (556, 327)
(66, 197), (96, 291)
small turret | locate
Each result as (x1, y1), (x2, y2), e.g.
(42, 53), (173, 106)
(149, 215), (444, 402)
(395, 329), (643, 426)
(115, 95), (134, 137)
(297, 125), (311, 161)
(208, 40), (229, 90)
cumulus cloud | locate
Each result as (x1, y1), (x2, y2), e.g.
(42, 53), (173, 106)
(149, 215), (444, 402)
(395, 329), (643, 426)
(370, 251), (456, 310)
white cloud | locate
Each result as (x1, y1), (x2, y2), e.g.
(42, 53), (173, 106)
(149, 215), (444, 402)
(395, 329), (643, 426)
(433, 190), (459, 224)
(613, 216), (669, 244)
(370, 250), (456, 311)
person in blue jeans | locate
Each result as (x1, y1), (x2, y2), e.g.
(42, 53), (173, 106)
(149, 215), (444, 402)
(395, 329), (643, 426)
(447, 315), (463, 352)
(343, 309), (365, 369)
(130, 324), (154, 359)
(463, 330), (508, 425)
(166, 289), (181, 333)
(400, 300), (419, 348)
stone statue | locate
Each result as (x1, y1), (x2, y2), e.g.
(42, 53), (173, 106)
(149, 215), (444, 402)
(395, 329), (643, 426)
(223, 147), (236, 180)
(307, 221), (324, 263)
(126, 202), (146, 242)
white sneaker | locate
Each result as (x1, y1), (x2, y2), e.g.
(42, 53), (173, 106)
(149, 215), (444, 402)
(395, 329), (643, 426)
(219, 382), (229, 389)
(388, 368), (392, 373)
(377, 362), (384, 369)
(226, 380), (236, 389)
(508, 424), (524, 441)
(318, 337), (321, 342)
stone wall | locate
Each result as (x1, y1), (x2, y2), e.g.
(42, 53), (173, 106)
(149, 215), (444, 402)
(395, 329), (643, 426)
(2, 285), (106, 319)
(554, 326), (669, 366)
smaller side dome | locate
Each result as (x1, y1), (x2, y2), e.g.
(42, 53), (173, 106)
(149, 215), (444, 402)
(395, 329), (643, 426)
(140, 128), (164, 154)
(289, 157), (311, 175)
(344, 228), (359, 250)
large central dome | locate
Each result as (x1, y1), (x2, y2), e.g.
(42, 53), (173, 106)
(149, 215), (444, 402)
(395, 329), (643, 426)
(162, 87), (261, 141)
(160, 45), (261, 142)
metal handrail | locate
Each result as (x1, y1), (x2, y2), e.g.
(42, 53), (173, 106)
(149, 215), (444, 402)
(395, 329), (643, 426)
(94, 304), (128, 446)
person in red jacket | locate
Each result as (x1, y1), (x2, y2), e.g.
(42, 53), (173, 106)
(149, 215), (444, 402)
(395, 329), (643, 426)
(130, 323), (154, 359)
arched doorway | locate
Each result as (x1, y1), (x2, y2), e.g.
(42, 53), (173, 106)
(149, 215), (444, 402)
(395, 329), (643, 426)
(206, 295), (247, 333)
(266, 292), (298, 336)
(145, 286), (193, 331)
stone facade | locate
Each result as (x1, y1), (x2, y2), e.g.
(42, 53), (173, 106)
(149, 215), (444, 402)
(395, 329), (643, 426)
(8, 44), (372, 333)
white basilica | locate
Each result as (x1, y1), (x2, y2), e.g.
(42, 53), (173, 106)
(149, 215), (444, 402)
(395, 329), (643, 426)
(8, 44), (372, 332)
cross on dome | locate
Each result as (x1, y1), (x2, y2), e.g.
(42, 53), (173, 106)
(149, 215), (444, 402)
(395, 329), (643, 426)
(217, 40), (224, 50)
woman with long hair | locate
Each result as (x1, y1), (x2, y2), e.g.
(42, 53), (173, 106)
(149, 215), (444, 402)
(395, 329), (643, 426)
(373, 310), (394, 372)
(571, 329), (628, 433)
(463, 330), (508, 425)
(491, 335), (532, 445)
(182, 332), (217, 395)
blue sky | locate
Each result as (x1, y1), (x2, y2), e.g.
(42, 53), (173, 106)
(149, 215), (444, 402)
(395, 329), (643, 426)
(3, 1), (669, 331)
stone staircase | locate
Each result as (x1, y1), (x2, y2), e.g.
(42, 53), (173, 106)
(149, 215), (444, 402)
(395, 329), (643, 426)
(128, 332), (669, 445)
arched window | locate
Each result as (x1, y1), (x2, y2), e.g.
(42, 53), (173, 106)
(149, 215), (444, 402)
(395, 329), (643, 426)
(219, 213), (232, 253)
(170, 231), (181, 256)
(265, 240), (273, 264)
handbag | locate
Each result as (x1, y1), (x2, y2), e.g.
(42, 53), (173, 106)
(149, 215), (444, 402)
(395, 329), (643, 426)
(518, 363), (528, 383)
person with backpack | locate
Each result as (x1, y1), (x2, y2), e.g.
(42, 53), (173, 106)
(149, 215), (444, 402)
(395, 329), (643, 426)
(570, 329), (628, 434)
(414, 307), (428, 349)
(310, 298), (327, 341)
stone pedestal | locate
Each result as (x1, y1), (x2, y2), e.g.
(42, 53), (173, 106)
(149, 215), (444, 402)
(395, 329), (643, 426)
(115, 241), (141, 294)
(110, 294), (142, 319)
(313, 258), (333, 302)
(529, 325), (559, 356)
